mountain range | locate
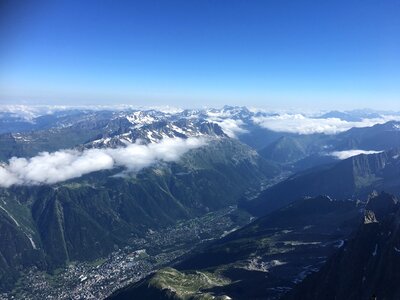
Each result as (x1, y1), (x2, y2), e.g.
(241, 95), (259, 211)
(2, 106), (400, 299)
(242, 148), (400, 216)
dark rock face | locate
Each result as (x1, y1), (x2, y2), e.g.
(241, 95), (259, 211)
(285, 192), (400, 300)
(365, 191), (399, 221)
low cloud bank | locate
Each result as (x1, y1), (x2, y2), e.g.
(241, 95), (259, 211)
(206, 111), (248, 138)
(0, 137), (205, 187)
(330, 150), (382, 160)
(252, 114), (400, 135)
(213, 118), (248, 138)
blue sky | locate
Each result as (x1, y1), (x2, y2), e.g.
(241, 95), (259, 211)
(0, 0), (399, 110)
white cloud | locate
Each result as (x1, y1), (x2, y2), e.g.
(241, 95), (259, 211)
(206, 111), (248, 138)
(252, 114), (400, 135)
(0, 137), (206, 187)
(0, 105), (54, 121)
(212, 118), (248, 138)
(329, 150), (383, 160)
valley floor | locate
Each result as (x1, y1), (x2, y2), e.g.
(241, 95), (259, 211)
(1, 206), (251, 300)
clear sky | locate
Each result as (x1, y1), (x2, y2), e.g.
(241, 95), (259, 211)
(0, 0), (399, 110)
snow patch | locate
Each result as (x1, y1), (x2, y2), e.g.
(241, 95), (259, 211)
(372, 244), (378, 256)
(0, 205), (20, 226)
(127, 111), (157, 127)
(335, 240), (345, 248)
(27, 235), (37, 250)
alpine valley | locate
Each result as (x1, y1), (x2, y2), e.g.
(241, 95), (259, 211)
(2, 106), (400, 300)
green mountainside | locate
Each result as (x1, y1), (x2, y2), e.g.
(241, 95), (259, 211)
(108, 196), (361, 300)
(0, 138), (279, 291)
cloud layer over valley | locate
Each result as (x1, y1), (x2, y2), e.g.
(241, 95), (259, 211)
(252, 114), (400, 135)
(0, 137), (206, 187)
(329, 150), (383, 160)
(206, 110), (248, 138)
